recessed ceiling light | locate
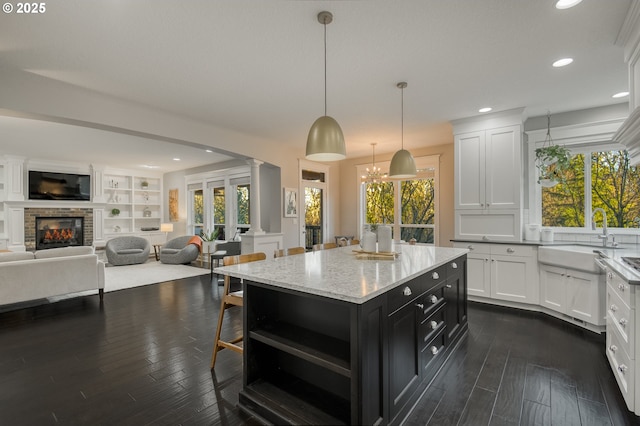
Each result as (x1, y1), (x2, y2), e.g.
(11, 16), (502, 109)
(205, 149), (213, 153)
(173, 158), (181, 161)
(612, 91), (630, 98)
(552, 58), (573, 67)
(555, 0), (583, 9)
(141, 165), (160, 169)
(478, 107), (492, 113)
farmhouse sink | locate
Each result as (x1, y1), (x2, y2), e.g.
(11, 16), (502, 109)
(538, 245), (602, 273)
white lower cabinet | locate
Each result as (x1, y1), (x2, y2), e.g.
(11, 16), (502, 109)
(603, 266), (638, 414)
(539, 264), (605, 326)
(454, 242), (538, 305)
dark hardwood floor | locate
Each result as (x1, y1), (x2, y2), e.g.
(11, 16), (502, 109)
(0, 275), (638, 425)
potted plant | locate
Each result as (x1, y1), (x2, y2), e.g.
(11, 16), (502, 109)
(200, 228), (220, 254)
(535, 144), (571, 187)
(111, 208), (120, 217)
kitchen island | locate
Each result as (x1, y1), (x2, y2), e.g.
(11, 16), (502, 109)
(215, 244), (468, 425)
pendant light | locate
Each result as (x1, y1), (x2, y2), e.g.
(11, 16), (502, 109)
(305, 11), (346, 162)
(361, 143), (387, 184)
(389, 82), (417, 178)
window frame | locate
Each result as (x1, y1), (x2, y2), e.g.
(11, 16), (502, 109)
(526, 118), (630, 233)
(357, 155), (440, 245)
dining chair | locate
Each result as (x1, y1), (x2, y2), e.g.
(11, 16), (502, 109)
(210, 251), (267, 369)
(312, 242), (338, 251)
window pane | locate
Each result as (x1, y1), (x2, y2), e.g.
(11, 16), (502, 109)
(401, 179), (434, 225)
(401, 227), (434, 244)
(365, 181), (394, 225)
(193, 189), (203, 225)
(213, 187), (225, 224)
(592, 151), (640, 228)
(542, 154), (585, 227)
(305, 187), (323, 247)
(237, 184), (250, 225)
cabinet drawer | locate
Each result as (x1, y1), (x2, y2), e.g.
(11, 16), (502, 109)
(388, 278), (421, 314)
(418, 282), (446, 320)
(607, 284), (635, 357)
(454, 242), (491, 255)
(447, 257), (464, 277)
(606, 318), (635, 409)
(425, 265), (446, 291)
(420, 327), (447, 383)
(491, 244), (536, 257)
(420, 305), (446, 350)
(606, 270), (633, 310)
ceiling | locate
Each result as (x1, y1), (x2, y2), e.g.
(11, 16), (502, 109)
(0, 0), (633, 171)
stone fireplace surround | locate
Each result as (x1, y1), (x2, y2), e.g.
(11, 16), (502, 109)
(24, 208), (93, 251)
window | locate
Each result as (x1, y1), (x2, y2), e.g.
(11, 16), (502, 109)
(188, 186), (204, 236)
(541, 149), (640, 229)
(236, 183), (250, 233)
(186, 166), (251, 238)
(359, 156), (439, 244)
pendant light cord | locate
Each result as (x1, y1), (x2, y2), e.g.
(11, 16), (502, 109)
(323, 18), (327, 116)
(401, 85), (404, 149)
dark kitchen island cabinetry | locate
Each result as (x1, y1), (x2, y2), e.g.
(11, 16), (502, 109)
(215, 245), (468, 425)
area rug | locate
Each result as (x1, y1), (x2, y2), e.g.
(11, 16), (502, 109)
(104, 260), (210, 292)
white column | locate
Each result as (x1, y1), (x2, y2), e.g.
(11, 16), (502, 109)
(246, 159), (265, 235)
(4, 156), (26, 201)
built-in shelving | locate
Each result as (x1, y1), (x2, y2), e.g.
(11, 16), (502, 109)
(103, 172), (162, 234)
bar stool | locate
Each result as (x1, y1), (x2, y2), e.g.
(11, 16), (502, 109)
(210, 252), (266, 369)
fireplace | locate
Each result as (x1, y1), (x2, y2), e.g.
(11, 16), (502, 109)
(35, 217), (84, 250)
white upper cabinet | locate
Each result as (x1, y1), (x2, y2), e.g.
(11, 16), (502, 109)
(453, 108), (525, 242)
(455, 125), (521, 210)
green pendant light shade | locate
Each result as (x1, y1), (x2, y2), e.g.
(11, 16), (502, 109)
(389, 82), (416, 178)
(306, 115), (346, 161)
(305, 11), (346, 162)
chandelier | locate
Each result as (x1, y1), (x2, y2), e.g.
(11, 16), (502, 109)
(361, 143), (387, 184)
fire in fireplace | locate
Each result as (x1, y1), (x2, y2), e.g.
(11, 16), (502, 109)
(35, 217), (84, 250)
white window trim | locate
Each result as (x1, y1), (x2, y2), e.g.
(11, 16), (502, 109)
(526, 118), (629, 232)
(356, 154), (440, 245)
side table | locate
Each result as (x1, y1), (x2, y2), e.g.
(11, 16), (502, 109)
(152, 244), (163, 261)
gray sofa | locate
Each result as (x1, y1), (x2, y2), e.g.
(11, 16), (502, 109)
(160, 235), (200, 265)
(105, 236), (150, 266)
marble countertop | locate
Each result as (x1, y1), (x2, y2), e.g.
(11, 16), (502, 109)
(594, 247), (640, 284)
(214, 244), (468, 304)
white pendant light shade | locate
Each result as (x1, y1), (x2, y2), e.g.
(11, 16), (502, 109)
(389, 148), (417, 178)
(306, 115), (346, 161)
(389, 81), (417, 178)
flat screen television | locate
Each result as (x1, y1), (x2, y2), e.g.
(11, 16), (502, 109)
(28, 170), (91, 201)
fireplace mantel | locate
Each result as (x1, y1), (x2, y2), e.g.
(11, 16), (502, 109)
(4, 200), (108, 209)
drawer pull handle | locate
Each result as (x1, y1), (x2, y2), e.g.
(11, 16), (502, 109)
(607, 272), (613, 280)
(432, 272), (440, 280)
(609, 344), (618, 353)
(610, 304), (618, 312)
(445, 284), (452, 289)
(618, 284), (626, 292)
(507, 248), (515, 253)
(430, 346), (439, 355)
(619, 364), (628, 373)
(451, 262), (458, 269)
(619, 318), (628, 327)
(429, 295), (438, 304)
(467, 245), (474, 250)
(416, 303), (424, 309)
(429, 320), (438, 330)
(403, 286), (412, 296)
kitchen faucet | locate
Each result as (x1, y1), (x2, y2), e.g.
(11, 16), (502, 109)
(591, 208), (608, 247)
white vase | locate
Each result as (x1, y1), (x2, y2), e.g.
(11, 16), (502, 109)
(377, 225), (392, 253)
(361, 230), (377, 253)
